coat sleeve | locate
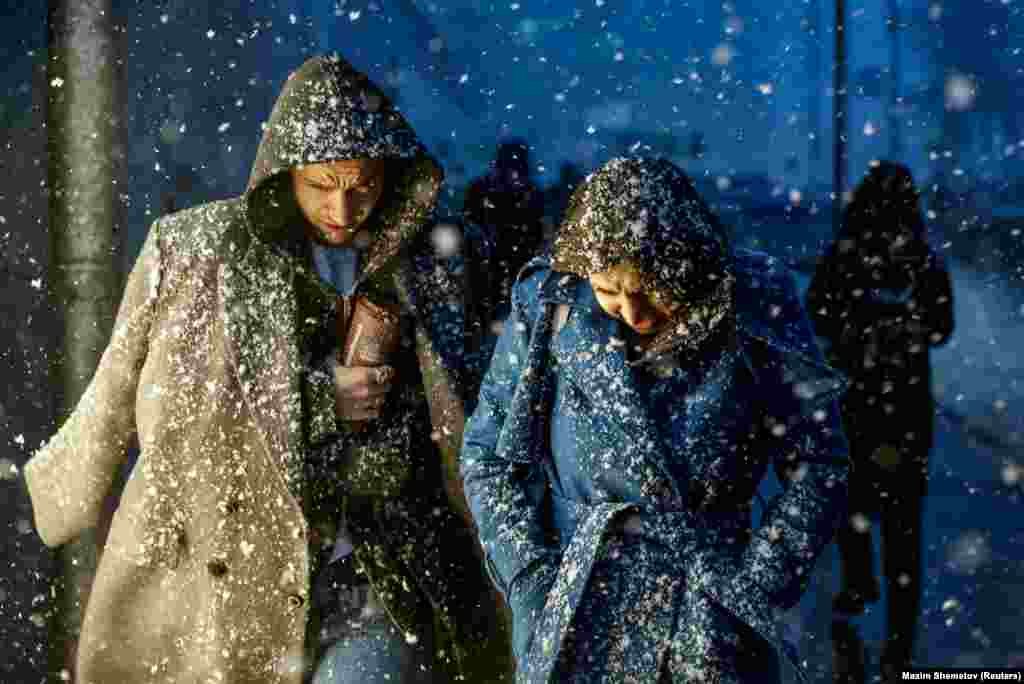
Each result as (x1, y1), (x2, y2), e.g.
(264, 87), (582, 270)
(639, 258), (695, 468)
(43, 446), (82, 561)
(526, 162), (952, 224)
(391, 230), (476, 523)
(804, 246), (847, 346)
(460, 273), (560, 660)
(24, 220), (164, 548)
(908, 254), (955, 347)
(713, 268), (851, 629)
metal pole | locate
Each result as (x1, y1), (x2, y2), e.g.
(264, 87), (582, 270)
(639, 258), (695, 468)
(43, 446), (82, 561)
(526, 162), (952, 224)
(808, 0), (823, 184)
(833, 0), (848, 234)
(888, 0), (903, 161)
(46, 0), (120, 676)
(821, 6), (848, 676)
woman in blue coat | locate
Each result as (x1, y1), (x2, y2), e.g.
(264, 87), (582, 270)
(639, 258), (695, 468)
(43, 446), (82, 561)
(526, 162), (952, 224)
(461, 157), (851, 683)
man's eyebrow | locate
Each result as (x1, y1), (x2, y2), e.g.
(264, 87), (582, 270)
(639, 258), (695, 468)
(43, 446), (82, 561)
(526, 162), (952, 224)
(300, 170), (335, 183)
(302, 169), (380, 186)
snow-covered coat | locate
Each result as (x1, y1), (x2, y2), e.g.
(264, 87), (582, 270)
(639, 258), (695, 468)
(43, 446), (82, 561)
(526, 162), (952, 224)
(462, 158), (850, 683)
(24, 54), (509, 684)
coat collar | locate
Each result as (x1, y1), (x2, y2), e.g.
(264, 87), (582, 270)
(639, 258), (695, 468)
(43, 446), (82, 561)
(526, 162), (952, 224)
(732, 251), (850, 410)
(546, 278), (688, 503)
(218, 226), (311, 505)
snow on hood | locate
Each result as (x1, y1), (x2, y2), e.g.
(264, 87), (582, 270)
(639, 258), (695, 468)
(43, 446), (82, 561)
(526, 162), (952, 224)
(244, 54), (443, 278)
(551, 157), (735, 360)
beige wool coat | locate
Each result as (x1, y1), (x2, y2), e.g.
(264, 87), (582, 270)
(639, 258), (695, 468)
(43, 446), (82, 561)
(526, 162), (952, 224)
(25, 54), (510, 684)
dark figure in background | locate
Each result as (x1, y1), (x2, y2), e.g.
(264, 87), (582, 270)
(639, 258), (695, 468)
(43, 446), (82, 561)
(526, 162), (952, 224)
(540, 161), (586, 250)
(463, 139), (545, 326)
(805, 161), (955, 681)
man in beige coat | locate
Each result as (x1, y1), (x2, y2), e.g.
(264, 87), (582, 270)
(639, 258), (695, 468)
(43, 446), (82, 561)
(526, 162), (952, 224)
(25, 54), (511, 683)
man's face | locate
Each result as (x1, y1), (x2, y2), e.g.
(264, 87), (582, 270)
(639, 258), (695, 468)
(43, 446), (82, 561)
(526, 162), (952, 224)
(589, 260), (682, 337)
(291, 159), (387, 247)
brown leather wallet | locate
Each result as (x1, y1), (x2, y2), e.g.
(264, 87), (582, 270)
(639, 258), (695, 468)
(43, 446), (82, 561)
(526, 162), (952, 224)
(336, 296), (402, 430)
(337, 296), (401, 367)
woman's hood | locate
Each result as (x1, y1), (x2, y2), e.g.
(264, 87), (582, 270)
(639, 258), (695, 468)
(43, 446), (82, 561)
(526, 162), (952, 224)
(551, 157), (735, 360)
(245, 54), (443, 276)
(551, 157), (733, 302)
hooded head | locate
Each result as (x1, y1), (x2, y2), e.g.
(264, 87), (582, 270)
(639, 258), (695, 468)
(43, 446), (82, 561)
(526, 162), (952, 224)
(551, 157), (735, 359)
(837, 160), (929, 275)
(245, 54), (442, 273)
(494, 139), (531, 186)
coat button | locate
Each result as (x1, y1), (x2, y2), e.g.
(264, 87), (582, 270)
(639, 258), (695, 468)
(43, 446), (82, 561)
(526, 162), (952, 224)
(207, 560), (229, 578)
(286, 594), (305, 610)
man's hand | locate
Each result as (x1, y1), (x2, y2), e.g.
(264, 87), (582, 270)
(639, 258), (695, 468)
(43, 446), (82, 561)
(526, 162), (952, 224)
(332, 362), (396, 422)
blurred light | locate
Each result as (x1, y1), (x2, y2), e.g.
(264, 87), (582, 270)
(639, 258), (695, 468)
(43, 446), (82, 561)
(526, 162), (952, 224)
(431, 224), (461, 258)
(0, 458), (17, 481)
(518, 19), (538, 36)
(712, 44), (734, 67)
(946, 530), (991, 574)
(850, 513), (871, 533)
(159, 120), (182, 145)
(945, 73), (976, 111)
(863, 121), (878, 136)
(1002, 463), (1021, 486)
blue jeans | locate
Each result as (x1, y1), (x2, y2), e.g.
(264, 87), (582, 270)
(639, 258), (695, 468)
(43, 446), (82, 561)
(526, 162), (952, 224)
(312, 572), (441, 684)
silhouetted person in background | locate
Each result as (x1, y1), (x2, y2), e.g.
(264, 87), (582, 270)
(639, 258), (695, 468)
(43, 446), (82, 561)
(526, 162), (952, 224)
(806, 161), (955, 682)
(463, 139), (545, 325)
(540, 161), (586, 249)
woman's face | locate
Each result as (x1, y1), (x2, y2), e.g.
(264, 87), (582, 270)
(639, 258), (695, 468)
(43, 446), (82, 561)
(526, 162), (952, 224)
(589, 260), (682, 337)
(292, 159), (387, 246)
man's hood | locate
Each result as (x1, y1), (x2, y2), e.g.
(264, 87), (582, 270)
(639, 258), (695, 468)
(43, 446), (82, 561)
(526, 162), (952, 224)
(245, 54), (442, 277)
